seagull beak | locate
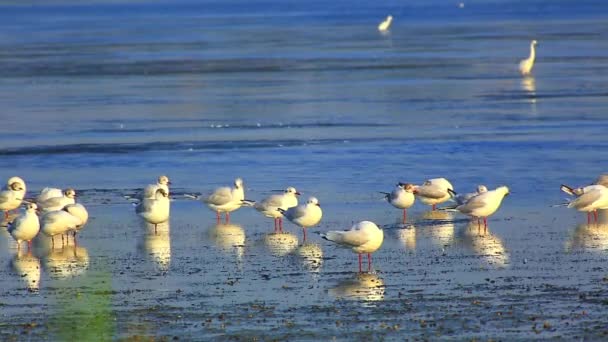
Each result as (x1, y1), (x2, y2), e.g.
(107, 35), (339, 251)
(316, 203), (321, 207)
(295, 192), (301, 196)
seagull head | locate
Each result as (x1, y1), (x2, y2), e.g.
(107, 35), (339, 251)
(531, 40), (538, 46)
(26, 203), (37, 212)
(307, 197), (320, 207)
(65, 188), (77, 199)
(158, 175), (171, 185)
(285, 187), (300, 196)
(497, 186), (510, 196)
(477, 185), (488, 193)
(234, 178), (244, 189)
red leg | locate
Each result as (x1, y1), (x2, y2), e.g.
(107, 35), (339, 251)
(27, 240), (32, 251)
(154, 224), (158, 234)
(225, 211), (230, 223)
(216, 211), (221, 223)
(432, 204), (436, 211)
(302, 228), (307, 242)
(594, 210), (599, 223)
(368, 253), (372, 272)
(358, 254), (362, 273)
(484, 217), (488, 228)
(587, 212), (591, 224)
(279, 218), (284, 233)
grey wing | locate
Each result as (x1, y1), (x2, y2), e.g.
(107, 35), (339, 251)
(142, 184), (159, 198)
(568, 190), (603, 209)
(416, 185), (446, 199)
(285, 205), (307, 220)
(330, 227), (372, 247)
(261, 194), (283, 208)
(457, 194), (488, 214)
(38, 196), (64, 209)
(204, 187), (232, 205)
(7, 215), (23, 233)
(136, 198), (154, 214)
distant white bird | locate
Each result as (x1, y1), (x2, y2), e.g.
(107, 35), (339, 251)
(245, 187), (300, 232)
(567, 186), (608, 224)
(142, 175), (171, 199)
(453, 186), (510, 231)
(449, 185), (488, 205)
(380, 182), (415, 222)
(519, 40), (538, 76)
(321, 221), (384, 273)
(36, 187), (64, 203)
(136, 188), (170, 232)
(377, 15), (393, 32)
(203, 178), (245, 223)
(41, 207), (82, 247)
(8, 203), (40, 251)
(279, 197), (322, 242)
(413, 178), (454, 210)
(38, 188), (76, 212)
(0, 176), (26, 219)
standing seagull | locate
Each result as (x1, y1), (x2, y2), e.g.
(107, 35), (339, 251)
(561, 174), (608, 223)
(453, 186), (510, 232)
(0, 177), (27, 219)
(136, 188), (170, 233)
(246, 187), (300, 232)
(8, 203), (40, 251)
(377, 15), (393, 32)
(321, 221), (384, 273)
(65, 203), (89, 243)
(566, 186), (608, 224)
(380, 183), (415, 222)
(41, 207), (82, 247)
(413, 178), (454, 210)
(279, 197), (322, 242)
(519, 40), (538, 76)
(203, 178), (245, 223)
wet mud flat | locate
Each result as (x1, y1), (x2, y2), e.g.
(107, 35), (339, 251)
(1, 199), (608, 340)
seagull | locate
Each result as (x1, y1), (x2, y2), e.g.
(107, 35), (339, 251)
(142, 175), (171, 199)
(449, 185), (488, 205)
(8, 203), (40, 251)
(202, 178), (245, 223)
(561, 174), (608, 222)
(245, 187), (300, 232)
(64, 203), (89, 242)
(377, 15), (393, 32)
(452, 186), (510, 232)
(38, 188), (76, 212)
(0, 177), (26, 219)
(519, 40), (538, 76)
(413, 178), (454, 210)
(279, 196), (322, 242)
(380, 183), (415, 222)
(136, 188), (170, 233)
(41, 206), (82, 247)
(321, 221), (384, 273)
(567, 186), (608, 224)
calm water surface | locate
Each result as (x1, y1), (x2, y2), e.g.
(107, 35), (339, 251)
(1, 0), (608, 340)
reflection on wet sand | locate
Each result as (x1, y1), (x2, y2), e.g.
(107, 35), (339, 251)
(296, 242), (323, 273)
(264, 232), (299, 257)
(11, 250), (41, 291)
(329, 273), (385, 302)
(43, 243), (89, 279)
(424, 211), (455, 247)
(396, 227), (416, 252)
(208, 223), (245, 265)
(460, 222), (509, 267)
(143, 222), (171, 272)
(565, 223), (608, 253)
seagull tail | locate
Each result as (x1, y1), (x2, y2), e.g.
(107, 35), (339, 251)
(437, 205), (458, 212)
(241, 199), (256, 207)
(447, 188), (458, 199)
(560, 184), (576, 196)
(320, 231), (343, 243)
(277, 208), (286, 214)
(183, 194), (200, 200)
(378, 191), (390, 199)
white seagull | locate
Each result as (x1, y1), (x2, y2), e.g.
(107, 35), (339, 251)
(64, 203), (89, 242)
(519, 40), (538, 76)
(380, 182), (415, 222)
(136, 188), (170, 233)
(279, 196), (322, 242)
(38, 188), (76, 212)
(245, 187), (300, 232)
(377, 15), (393, 32)
(413, 178), (454, 210)
(0, 176), (27, 219)
(41, 207), (82, 247)
(567, 186), (608, 224)
(8, 203), (40, 251)
(561, 174), (608, 223)
(321, 221), (384, 273)
(203, 178), (245, 223)
(453, 186), (510, 231)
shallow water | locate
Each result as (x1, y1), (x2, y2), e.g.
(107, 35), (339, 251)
(1, 0), (608, 340)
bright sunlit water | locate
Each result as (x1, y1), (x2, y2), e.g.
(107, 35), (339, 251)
(1, 0), (608, 339)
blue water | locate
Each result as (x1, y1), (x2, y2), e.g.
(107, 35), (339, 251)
(1, 0), (608, 339)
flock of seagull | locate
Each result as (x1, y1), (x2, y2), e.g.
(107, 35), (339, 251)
(3, 172), (605, 272)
